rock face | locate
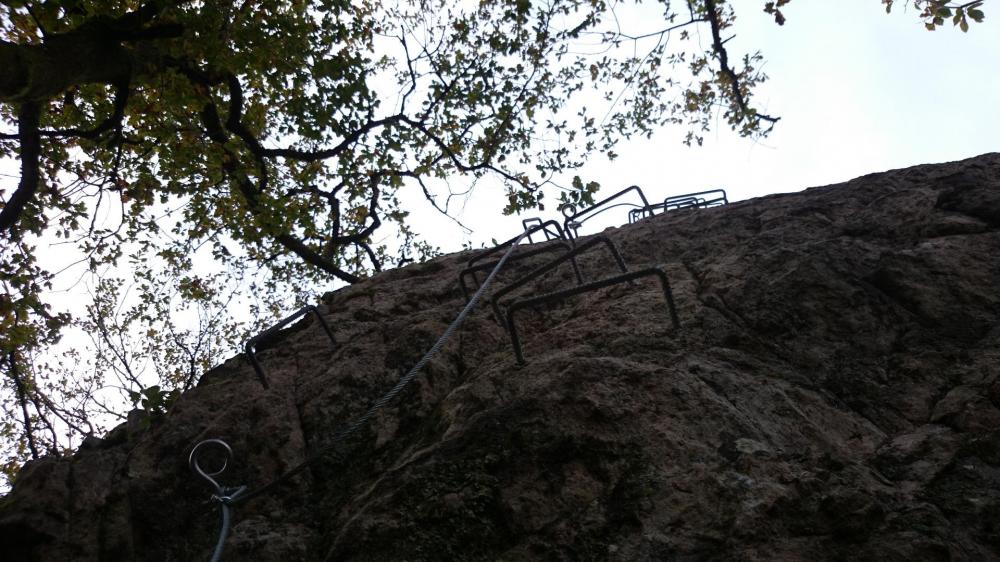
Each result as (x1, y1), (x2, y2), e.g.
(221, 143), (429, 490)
(3, 154), (1000, 561)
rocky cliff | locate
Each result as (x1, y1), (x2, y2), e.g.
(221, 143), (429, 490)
(3, 154), (1000, 561)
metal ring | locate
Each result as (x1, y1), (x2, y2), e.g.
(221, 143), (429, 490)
(190, 439), (233, 494)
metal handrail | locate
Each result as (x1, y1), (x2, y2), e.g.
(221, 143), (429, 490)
(664, 188), (728, 209)
(244, 305), (336, 388)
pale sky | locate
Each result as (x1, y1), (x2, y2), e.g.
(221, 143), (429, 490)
(401, 0), (1000, 247)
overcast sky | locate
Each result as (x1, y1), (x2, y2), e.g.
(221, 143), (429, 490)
(401, 0), (1000, 247)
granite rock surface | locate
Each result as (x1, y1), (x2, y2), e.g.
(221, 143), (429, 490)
(2, 154), (1000, 561)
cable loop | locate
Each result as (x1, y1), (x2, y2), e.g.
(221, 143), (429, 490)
(189, 439), (233, 497)
(190, 440), (247, 562)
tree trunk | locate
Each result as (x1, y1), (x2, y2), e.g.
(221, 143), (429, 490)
(0, 27), (133, 104)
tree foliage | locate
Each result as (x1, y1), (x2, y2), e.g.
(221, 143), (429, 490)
(0, 0), (986, 483)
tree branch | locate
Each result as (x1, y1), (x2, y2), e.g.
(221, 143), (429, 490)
(324, 178), (381, 245)
(7, 351), (40, 460)
(24, 3), (48, 38)
(30, 386), (93, 438)
(0, 82), (129, 142)
(273, 231), (361, 282)
(357, 241), (382, 272)
(400, 115), (526, 187)
(23, 383), (58, 452)
(196, 96), (363, 283)
(46, 81), (131, 140)
(258, 116), (404, 161)
(0, 103), (42, 236)
(189, 70), (404, 163)
(93, 311), (143, 389)
(704, 0), (779, 131)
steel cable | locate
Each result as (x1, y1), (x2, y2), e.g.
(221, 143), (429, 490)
(217, 228), (533, 507)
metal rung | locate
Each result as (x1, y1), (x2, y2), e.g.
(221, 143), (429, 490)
(459, 241), (582, 302)
(521, 217), (561, 243)
(627, 188), (728, 222)
(460, 220), (582, 301)
(244, 305), (336, 388)
(561, 185), (651, 239)
(490, 235), (628, 325)
(466, 220), (570, 269)
(504, 267), (680, 364)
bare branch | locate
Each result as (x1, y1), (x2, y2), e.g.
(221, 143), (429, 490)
(92, 311), (143, 389)
(357, 241), (382, 273)
(26, 378), (93, 440)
